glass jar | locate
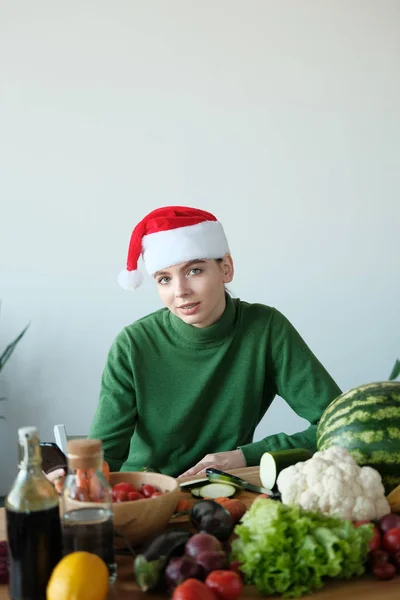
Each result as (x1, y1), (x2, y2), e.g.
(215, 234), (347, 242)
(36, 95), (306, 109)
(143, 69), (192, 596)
(6, 426), (62, 600)
(60, 438), (116, 582)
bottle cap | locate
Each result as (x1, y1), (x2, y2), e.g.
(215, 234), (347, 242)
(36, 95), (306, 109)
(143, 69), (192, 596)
(18, 426), (39, 444)
(67, 438), (103, 470)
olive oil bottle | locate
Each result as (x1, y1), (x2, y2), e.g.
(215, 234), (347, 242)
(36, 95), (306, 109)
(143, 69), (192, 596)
(6, 426), (62, 600)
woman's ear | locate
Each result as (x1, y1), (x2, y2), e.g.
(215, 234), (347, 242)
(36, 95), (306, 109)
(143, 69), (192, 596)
(221, 253), (234, 283)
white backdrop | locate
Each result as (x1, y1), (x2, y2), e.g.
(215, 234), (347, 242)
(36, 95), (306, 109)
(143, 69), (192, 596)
(1, 0), (399, 494)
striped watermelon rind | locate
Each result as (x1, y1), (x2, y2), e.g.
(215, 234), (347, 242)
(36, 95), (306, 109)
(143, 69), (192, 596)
(316, 381), (400, 493)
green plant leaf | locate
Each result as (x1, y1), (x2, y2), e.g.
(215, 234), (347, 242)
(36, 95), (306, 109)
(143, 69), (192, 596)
(0, 322), (30, 372)
(388, 359), (400, 381)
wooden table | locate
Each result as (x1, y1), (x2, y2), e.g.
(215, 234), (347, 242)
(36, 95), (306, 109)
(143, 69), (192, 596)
(0, 467), (399, 599)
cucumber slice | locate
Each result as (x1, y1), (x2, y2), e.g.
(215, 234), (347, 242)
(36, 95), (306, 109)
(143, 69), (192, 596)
(191, 488), (202, 498)
(198, 483), (236, 499)
(260, 448), (313, 489)
(180, 477), (209, 491)
(206, 472), (243, 490)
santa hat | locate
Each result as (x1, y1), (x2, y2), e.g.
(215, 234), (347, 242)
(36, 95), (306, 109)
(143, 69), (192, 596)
(118, 206), (230, 291)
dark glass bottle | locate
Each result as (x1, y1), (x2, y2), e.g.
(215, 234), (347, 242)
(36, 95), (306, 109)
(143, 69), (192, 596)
(6, 426), (62, 600)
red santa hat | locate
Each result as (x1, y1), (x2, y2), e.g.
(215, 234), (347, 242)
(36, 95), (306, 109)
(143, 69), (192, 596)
(118, 206), (230, 290)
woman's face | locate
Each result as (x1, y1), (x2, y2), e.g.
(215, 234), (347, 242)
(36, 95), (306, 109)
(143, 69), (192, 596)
(154, 254), (234, 328)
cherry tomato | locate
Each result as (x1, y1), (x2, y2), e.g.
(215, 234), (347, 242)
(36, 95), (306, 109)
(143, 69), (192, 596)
(173, 578), (218, 600)
(369, 526), (382, 552)
(205, 570), (243, 600)
(112, 489), (128, 502)
(372, 562), (396, 580)
(141, 484), (158, 498)
(127, 491), (145, 501)
(353, 520), (371, 527)
(383, 528), (400, 554)
(112, 482), (137, 494)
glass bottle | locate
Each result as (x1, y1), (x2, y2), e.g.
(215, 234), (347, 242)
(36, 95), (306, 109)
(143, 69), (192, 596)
(6, 426), (62, 600)
(60, 438), (116, 581)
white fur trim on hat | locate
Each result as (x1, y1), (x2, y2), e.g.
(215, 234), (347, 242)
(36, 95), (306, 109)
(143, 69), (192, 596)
(142, 220), (230, 275)
(117, 269), (144, 291)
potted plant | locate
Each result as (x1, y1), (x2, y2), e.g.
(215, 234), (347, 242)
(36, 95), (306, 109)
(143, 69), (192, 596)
(0, 304), (30, 419)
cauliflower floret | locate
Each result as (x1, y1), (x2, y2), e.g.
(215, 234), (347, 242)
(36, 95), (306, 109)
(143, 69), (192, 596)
(276, 446), (390, 522)
(376, 496), (391, 519)
(359, 466), (385, 497)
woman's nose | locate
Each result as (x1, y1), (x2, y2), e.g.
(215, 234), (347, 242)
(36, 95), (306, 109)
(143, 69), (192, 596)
(174, 278), (191, 298)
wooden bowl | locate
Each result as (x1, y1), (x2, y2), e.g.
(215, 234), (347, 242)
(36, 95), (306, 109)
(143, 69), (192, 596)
(110, 471), (180, 546)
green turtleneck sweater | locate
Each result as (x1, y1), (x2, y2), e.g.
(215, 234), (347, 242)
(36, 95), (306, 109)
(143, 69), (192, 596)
(89, 295), (341, 476)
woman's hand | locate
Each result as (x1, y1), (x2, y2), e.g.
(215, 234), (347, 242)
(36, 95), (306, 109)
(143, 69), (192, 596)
(179, 449), (246, 478)
(45, 468), (66, 494)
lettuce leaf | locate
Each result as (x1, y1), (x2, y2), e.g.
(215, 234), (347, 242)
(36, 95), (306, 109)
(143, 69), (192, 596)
(231, 498), (372, 598)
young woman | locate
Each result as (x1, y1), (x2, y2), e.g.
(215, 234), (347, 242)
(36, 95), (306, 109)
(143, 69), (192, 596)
(87, 206), (341, 478)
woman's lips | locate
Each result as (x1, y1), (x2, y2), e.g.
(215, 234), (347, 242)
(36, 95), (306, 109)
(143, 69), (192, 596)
(178, 302), (200, 315)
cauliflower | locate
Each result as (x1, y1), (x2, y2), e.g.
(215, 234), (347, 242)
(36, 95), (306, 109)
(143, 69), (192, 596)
(276, 446), (391, 521)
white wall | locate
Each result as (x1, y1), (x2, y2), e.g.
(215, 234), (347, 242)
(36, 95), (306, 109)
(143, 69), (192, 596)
(1, 0), (399, 494)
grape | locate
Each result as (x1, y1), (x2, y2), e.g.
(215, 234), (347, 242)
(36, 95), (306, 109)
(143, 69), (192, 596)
(196, 550), (228, 575)
(185, 533), (222, 559)
(391, 550), (400, 572)
(368, 548), (390, 570)
(0, 541), (7, 559)
(372, 562), (396, 581)
(378, 513), (400, 535)
(165, 556), (204, 588)
(0, 560), (9, 585)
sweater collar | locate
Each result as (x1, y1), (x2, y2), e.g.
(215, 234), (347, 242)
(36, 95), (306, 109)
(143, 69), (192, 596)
(167, 293), (236, 345)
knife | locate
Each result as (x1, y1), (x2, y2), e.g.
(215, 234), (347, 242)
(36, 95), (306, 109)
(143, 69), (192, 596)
(205, 467), (280, 498)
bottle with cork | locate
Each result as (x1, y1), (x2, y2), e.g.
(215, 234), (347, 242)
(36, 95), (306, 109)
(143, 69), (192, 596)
(6, 426), (63, 600)
(61, 438), (116, 581)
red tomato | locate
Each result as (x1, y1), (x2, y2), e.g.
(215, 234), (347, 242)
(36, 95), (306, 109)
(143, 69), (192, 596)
(127, 491), (145, 501)
(112, 482), (137, 494)
(141, 484), (158, 498)
(112, 490), (128, 502)
(383, 528), (400, 554)
(173, 578), (218, 600)
(205, 570), (243, 600)
(151, 491), (164, 498)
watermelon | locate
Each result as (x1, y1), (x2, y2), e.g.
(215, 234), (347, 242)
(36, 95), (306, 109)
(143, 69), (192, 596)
(316, 381), (400, 493)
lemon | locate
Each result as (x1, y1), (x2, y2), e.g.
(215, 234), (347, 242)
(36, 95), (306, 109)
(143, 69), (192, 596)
(46, 551), (109, 600)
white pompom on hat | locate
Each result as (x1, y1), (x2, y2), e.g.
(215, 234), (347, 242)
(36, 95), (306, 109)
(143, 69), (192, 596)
(118, 206), (230, 291)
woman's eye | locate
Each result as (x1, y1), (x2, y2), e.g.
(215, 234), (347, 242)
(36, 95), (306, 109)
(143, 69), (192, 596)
(188, 268), (202, 276)
(158, 277), (170, 285)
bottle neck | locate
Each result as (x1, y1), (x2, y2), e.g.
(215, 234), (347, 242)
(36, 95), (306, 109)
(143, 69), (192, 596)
(18, 433), (42, 472)
(67, 454), (103, 472)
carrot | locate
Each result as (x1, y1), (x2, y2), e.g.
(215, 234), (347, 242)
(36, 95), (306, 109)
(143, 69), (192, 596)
(175, 499), (190, 513)
(102, 460), (110, 482)
(220, 499), (247, 524)
(214, 497), (231, 504)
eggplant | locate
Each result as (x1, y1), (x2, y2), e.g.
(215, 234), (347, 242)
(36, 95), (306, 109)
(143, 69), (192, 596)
(190, 500), (234, 542)
(133, 529), (191, 591)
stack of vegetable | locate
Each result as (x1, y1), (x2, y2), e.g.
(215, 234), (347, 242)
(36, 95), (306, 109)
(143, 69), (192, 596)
(231, 497), (373, 598)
